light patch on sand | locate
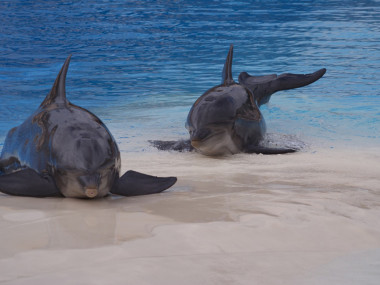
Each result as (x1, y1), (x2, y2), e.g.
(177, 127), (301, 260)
(3, 210), (45, 222)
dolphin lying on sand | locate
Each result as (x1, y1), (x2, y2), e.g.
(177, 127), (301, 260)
(151, 45), (326, 156)
(0, 56), (177, 198)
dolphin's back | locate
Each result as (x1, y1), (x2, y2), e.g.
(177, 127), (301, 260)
(48, 104), (119, 172)
(1, 103), (119, 175)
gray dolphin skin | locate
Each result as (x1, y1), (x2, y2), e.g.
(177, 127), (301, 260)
(0, 56), (177, 198)
(152, 45), (326, 156)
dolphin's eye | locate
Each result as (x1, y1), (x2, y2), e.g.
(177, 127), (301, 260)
(186, 124), (194, 133)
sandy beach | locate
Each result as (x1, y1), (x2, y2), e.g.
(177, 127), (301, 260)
(1, 0), (379, 284)
(1, 146), (379, 284)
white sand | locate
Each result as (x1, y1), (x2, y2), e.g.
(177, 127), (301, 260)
(0, 147), (379, 284)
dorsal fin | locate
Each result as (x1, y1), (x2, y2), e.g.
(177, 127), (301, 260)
(40, 55), (71, 107)
(221, 44), (235, 86)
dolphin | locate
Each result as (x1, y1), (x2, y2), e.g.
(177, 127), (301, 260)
(152, 45), (326, 156)
(0, 56), (177, 198)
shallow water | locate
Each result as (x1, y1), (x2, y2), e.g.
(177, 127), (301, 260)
(1, 0), (379, 150)
(0, 1), (380, 284)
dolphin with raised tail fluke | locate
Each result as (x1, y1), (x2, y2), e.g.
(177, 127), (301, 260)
(151, 45), (326, 156)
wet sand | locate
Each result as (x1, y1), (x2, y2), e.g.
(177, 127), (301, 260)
(0, 147), (379, 284)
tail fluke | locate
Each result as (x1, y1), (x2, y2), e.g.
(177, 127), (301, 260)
(239, 68), (326, 106)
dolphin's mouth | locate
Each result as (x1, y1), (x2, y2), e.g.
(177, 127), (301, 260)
(190, 130), (225, 147)
(190, 139), (202, 149)
(191, 129), (239, 156)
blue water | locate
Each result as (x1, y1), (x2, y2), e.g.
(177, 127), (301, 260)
(1, 0), (379, 151)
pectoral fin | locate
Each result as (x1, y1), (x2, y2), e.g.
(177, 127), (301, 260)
(244, 145), (297, 154)
(0, 168), (61, 197)
(149, 139), (193, 152)
(111, 170), (177, 196)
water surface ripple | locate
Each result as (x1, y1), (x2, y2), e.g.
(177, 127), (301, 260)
(1, 0), (379, 150)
